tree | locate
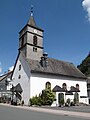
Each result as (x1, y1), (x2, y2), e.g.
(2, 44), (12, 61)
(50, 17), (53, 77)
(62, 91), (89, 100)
(41, 89), (55, 105)
(77, 52), (90, 77)
(30, 95), (42, 106)
(30, 89), (55, 106)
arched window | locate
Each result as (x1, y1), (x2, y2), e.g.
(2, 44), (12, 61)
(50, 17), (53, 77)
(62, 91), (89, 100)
(45, 82), (51, 90)
(33, 35), (37, 46)
(62, 83), (67, 90)
(76, 84), (79, 90)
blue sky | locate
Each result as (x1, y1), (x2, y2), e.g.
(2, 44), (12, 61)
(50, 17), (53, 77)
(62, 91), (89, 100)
(0, 0), (90, 74)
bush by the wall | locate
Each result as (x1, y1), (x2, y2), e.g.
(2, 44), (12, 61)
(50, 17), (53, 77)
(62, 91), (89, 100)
(30, 89), (55, 106)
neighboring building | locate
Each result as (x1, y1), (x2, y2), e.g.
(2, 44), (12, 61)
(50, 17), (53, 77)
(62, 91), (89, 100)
(0, 71), (12, 102)
(87, 77), (90, 104)
(12, 10), (88, 105)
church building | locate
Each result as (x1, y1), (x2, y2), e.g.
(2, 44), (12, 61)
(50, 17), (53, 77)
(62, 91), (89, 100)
(12, 9), (88, 106)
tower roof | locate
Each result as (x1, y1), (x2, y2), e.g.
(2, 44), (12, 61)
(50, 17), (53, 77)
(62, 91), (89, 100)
(27, 5), (36, 27)
(19, 6), (44, 34)
(27, 16), (36, 26)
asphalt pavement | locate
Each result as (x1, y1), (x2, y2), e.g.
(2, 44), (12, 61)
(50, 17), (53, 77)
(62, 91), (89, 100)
(0, 104), (90, 120)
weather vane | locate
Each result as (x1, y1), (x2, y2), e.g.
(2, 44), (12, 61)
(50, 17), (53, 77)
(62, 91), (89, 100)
(31, 5), (34, 16)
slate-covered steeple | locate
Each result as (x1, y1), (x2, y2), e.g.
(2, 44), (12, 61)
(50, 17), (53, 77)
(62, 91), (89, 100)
(27, 5), (36, 27)
(19, 6), (44, 61)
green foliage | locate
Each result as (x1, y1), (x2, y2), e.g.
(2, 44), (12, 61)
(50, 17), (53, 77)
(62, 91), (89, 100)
(58, 93), (64, 106)
(77, 53), (90, 76)
(59, 98), (64, 105)
(41, 89), (55, 105)
(74, 92), (79, 104)
(74, 98), (77, 104)
(30, 95), (42, 106)
(30, 89), (55, 106)
(66, 98), (70, 104)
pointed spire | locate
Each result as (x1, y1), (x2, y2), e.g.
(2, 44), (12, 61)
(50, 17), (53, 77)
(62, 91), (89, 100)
(27, 5), (36, 27)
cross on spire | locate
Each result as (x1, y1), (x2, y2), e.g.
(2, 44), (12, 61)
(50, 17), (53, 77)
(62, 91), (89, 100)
(31, 5), (34, 16)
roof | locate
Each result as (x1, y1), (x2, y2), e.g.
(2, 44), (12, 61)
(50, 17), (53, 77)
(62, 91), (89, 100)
(26, 58), (87, 79)
(0, 71), (12, 82)
(87, 77), (90, 84)
(70, 86), (80, 92)
(65, 91), (73, 95)
(10, 83), (23, 94)
(14, 83), (23, 93)
(27, 15), (44, 31)
(52, 85), (66, 92)
(19, 15), (44, 34)
(27, 16), (36, 27)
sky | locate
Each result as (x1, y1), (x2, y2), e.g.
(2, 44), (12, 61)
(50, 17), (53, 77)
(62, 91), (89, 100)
(0, 0), (90, 75)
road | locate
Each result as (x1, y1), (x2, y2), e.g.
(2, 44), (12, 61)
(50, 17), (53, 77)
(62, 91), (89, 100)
(0, 104), (89, 120)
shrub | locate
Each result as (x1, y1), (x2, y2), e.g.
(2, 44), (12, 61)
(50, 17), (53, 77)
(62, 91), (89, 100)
(58, 98), (64, 107)
(30, 89), (55, 106)
(66, 98), (70, 104)
(30, 95), (42, 106)
(66, 98), (70, 106)
(41, 89), (55, 105)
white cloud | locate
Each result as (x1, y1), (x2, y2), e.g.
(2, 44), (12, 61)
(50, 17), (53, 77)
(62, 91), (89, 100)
(82, 0), (90, 21)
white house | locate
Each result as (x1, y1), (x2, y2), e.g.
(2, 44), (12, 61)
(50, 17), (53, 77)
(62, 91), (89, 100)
(12, 10), (88, 106)
(0, 71), (12, 102)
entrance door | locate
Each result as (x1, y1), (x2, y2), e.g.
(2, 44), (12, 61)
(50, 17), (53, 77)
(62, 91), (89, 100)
(58, 93), (64, 106)
(74, 92), (79, 104)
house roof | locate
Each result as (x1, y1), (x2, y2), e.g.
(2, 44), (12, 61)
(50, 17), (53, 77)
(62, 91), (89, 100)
(14, 83), (23, 93)
(70, 86), (80, 92)
(87, 77), (90, 84)
(0, 71), (12, 82)
(65, 91), (73, 95)
(26, 58), (86, 79)
(52, 85), (66, 92)
(10, 83), (23, 94)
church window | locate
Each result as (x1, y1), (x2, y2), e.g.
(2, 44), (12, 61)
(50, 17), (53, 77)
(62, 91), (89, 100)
(33, 47), (37, 52)
(19, 64), (21, 71)
(21, 36), (24, 47)
(62, 83), (67, 90)
(76, 84), (79, 90)
(18, 75), (21, 79)
(33, 35), (37, 46)
(45, 82), (51, 90)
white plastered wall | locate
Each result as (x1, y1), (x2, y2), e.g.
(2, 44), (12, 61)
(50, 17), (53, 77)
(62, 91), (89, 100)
(12, 53), (30, 105)
(30, 73), (88, 105)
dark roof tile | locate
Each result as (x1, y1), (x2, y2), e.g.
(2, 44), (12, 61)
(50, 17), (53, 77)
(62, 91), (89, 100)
(26, 58), (86, 79)
(52, 85), (66, 92)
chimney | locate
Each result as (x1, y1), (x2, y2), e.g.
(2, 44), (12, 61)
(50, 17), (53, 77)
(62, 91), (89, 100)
(40, 52), (48, 67)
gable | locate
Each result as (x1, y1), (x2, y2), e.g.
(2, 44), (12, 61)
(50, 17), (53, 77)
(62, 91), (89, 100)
(12, 51), (31, 81)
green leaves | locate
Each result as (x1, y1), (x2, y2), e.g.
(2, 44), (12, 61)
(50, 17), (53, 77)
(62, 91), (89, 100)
(41, 89), (55, 105)
(30, 89), (55, 106)
(77, 52), (90, 76)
